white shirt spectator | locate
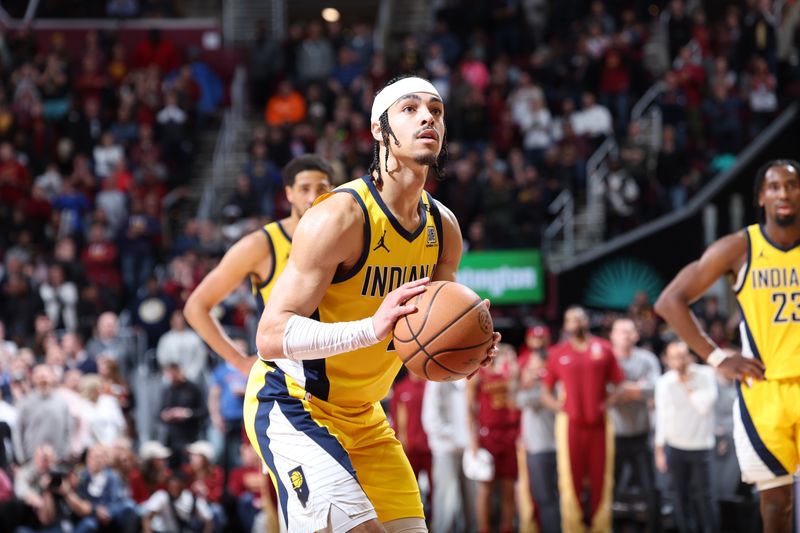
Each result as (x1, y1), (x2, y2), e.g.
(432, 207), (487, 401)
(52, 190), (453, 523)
(92, 143), (124, 179)
(142, 488), (213, 532)
(157, 328), (207, 383)
(421, 380), (471, 453)
(655, 363), (717, 451)
(39, 279), (79, 332)
(572, 103), (614, 137)
(84, 394), (126, 445)
(509, 82), (545, 128)
(519, 105), (553, 151)
(33, 167), (63, 201)
(156, 104), (188, 125)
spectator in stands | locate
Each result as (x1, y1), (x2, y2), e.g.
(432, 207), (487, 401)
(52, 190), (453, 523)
(516, 329), (559, 533)
(59, 369), (92, 458)
(160, 363), (205, 468)
(156, 91), (190, 181)
(1, 268), (43, 344)
(130, 276), (174, 350)
(228, 443), (268, 533)
(208, 345), (246, 479)
(572, 91), (614, 143)
(86, 312), (131, 379)
(608, 317), (662, 532)
(15, 364), (71, 462)
(39, 263), (79, 332)
(68, 443), (138, 533)
(184, 440), (225, 527)
(82, 222), (121, 307)
(666, 0), (693, 61)
(223, 174), (260, 220)
(295, 20), (335, 84)
(93, 131), (124, 181)
(97, 356), (133, 418)
(702, 81), (743, 155)
(118, 196), (160, 296)
(156, 309), (207, 384)
(746, 56), (779, 137)
(133, 29), (180, 74)
(390, 371), (431, 512)
(519, 94), (552, 166)
(656, 125), (690, 210)
(265, 80), (306, 128)
(80, 373), (126, 446)
(0, 141), (30, 207)
(52, 176), (92, 239)
(483, 168), (515, 248)
(422, 379), (476, 533)
(129, 441), (172, 504)
(62, 331), (96, 374)
(141, 471), (214, 533)
(655, 341), (718, 533)
(243, 141), (282, 219)
(13, 444), (65, 532)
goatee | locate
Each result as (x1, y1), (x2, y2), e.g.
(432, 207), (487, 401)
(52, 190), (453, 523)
(414, 153), (438, 166)
(775, 214), (796, 227)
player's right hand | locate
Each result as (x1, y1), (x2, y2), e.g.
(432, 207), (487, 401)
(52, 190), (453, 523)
(717, 353), (765, 382)
(372, 277), (429, 340)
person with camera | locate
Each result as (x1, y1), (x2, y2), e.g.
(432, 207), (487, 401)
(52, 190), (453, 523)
(14, 444), (71, 533)
(67, 444), (138, 533)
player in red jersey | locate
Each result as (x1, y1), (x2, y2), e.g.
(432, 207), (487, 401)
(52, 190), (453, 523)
(467, 343), (520, 533)
(541, 306), (624, 533)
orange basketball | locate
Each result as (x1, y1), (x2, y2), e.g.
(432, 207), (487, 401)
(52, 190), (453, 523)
(393, 281), (494, 381)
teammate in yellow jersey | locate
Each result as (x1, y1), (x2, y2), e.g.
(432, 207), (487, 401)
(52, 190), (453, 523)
(184, 154), (333, 375)
(248, 76), (500, 533)
(656, 159), (800, 532)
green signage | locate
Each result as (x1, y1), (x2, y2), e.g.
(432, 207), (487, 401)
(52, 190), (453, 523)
(457, 249), (544, 304)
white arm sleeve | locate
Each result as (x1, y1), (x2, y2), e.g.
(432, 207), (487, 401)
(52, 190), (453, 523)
(281, 314), (381, 361)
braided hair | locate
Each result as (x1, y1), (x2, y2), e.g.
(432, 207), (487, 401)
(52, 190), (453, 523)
(368, 76), (447, 187)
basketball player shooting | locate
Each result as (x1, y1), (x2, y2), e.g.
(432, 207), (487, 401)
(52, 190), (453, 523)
(656, 160), (800, 532)
(246, 76), (500, 533)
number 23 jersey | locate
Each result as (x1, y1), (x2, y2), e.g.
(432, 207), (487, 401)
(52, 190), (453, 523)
(734, 224), (800, 379)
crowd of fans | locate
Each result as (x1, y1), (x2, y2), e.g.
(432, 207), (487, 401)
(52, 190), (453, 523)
(242, 0), (800, 244)
(0, 0), (796, 531)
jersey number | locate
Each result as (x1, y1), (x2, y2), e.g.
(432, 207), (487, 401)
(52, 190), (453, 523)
(772, 292), (800, 323)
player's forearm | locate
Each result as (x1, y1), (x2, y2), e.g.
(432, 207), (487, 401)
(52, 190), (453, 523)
(654, 292), (717, 358)
(257, 312), (379, 361)
(184, 304), (248, 363)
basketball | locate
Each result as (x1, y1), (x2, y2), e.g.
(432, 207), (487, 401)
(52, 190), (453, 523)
(393, 281), (494, 381)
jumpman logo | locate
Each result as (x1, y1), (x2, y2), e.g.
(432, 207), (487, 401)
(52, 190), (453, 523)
(373, 230), (390, 253)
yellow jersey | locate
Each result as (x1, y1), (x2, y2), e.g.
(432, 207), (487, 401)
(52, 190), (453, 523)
(281, 176), (443, 407)
(252, 221), (292, 315)
(734, 224), (800, 379)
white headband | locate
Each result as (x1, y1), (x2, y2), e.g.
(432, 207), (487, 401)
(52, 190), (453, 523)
(370, 77), (441, 123)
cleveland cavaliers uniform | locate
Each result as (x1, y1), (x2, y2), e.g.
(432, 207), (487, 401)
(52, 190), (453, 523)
(252, 221), (292, 315)
(732, 224), (800, 484)
(243, 176), (443, 531)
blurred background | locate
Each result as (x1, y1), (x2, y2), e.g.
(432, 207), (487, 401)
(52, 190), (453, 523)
(0, 0), (798, 531)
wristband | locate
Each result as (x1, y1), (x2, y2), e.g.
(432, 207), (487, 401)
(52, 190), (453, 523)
(706, 348), (730, 368)
(282, 315), (380, 361)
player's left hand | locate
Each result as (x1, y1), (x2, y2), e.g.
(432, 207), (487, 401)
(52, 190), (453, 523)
(467, 300), (500, 380)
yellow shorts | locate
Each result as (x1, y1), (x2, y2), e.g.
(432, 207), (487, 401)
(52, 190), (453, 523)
(243, 360), (423, 532)
(733, 377), (800, 484)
